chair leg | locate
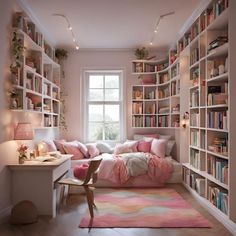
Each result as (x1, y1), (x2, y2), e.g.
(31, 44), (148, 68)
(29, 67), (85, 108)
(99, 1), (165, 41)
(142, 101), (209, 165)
(59, 184), (65, 213)
(84, 186), (94, 218)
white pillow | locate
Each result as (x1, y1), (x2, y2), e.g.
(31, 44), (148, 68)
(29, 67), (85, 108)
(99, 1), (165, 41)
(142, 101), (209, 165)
(96, 142), (114, 154)
(159, 135), (172, 140)
(133, 134), (145, 141)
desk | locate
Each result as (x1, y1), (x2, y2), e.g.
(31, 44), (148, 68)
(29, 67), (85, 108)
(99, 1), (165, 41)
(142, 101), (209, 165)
(8, 155), (72, 217)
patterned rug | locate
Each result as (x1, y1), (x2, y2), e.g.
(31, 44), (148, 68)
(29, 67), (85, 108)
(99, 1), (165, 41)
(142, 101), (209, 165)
(80, 188), (211, 228)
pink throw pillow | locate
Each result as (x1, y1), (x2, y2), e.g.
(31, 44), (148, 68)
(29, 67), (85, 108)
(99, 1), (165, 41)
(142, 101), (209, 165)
(76, 141), (89, 158)
(137, 140), (151, 153)
(114, 143), (133, 155)
(54, 139), (66, 154)
(150, 138), (167, 158)
(63, 142), (84, 160)
(86, 143), (100, 158)
(74, 164), (89, 180)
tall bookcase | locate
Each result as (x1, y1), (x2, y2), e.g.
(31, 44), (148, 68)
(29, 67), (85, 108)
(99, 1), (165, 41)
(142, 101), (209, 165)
(181, 0), (236, 225)
(10, 12), (60, 128)
(131, 50), (180, 129)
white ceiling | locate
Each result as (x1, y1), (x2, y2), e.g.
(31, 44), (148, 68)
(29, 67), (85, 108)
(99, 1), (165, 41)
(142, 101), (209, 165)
(22, 0), (202, 51)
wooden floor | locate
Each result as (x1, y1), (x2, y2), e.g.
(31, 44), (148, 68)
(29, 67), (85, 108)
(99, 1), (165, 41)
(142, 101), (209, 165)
(0, 184), (233, 236)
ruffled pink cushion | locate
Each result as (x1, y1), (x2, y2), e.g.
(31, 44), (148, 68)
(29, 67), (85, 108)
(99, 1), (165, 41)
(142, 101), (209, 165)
(86, 143), (100, 158)
(74, 164), (89, 180)
(63, 141), (84, 160)
(150, 138), (167, 158)
(137, 140), (151, 153)
(53, 140), (66, 154)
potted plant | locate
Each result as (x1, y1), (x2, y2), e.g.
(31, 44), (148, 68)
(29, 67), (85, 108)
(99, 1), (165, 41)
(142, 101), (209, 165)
(135, 47), (149, 60)
(55, 48), (68, 62)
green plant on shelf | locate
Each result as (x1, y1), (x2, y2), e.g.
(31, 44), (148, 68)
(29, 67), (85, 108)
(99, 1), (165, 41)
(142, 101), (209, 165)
(55, 48), (68, 62)
(135, 47), (149, 60)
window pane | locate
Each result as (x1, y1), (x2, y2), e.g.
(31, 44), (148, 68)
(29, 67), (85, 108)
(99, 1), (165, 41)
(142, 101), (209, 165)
(105, 75), (119, 88)
(105, 105), (119, 122)
(89, 75), (103, 88)
(105, 89), (119, 101)
(105, 123), (120, 140)
(89, 122), (103, 141)
(89, 89), (103, 101)
(89, 105), (103, 121)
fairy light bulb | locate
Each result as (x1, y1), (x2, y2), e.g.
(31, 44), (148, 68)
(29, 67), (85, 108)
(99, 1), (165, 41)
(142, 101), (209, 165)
(76, 45), (79, 50)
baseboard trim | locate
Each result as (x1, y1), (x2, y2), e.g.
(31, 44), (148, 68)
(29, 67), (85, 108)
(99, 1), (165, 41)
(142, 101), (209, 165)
(0, 206), (12, 223)
(183, 183), (236, 236)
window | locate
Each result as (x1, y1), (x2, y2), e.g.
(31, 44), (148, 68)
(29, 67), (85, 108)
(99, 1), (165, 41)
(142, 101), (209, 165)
(84, 70), (123, 142)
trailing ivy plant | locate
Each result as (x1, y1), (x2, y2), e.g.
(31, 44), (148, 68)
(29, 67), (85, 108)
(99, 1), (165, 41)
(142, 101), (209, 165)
(10, 31), (24, 71)
(55, 48), (68, 62)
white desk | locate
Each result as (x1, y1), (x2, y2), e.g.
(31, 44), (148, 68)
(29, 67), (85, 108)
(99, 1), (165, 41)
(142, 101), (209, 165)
(8, 155), (72, 217)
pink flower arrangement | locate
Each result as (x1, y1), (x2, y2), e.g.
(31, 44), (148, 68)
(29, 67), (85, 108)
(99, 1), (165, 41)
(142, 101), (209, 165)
(17, 144), (28, 163)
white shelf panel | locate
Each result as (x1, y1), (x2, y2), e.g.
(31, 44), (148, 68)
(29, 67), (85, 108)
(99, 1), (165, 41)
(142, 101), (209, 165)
(206, 150), (228, 160)
(207, 128), (228, 133)
(207, 43), (229, 59)
(207, 73), (228, 83)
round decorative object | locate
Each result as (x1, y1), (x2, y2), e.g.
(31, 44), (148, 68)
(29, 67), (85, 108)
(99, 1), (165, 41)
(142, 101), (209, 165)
(73, 163), (89, 180)
(10, 200), (38, 225)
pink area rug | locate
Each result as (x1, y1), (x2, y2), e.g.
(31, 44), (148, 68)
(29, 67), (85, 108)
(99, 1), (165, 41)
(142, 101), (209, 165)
(80, 188), (212, 228)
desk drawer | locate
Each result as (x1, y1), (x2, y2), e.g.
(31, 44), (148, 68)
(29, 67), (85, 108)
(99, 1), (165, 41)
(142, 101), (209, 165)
(53, 159), (71, 182)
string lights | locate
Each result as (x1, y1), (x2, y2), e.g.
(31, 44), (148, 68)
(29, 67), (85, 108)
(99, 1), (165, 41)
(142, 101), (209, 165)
(149, 11), (175, 46)
(52, 13), (79, 50)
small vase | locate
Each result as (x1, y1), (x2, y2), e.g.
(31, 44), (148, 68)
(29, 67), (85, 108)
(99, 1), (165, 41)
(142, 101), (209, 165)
(19, 155), (25, 164)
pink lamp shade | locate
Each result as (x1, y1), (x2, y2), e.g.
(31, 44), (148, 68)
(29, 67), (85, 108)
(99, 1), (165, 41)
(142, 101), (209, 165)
(14, 123), (34, 140)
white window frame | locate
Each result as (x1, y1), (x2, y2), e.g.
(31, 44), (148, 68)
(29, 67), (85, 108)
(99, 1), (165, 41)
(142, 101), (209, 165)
(83, 69), (124, 143)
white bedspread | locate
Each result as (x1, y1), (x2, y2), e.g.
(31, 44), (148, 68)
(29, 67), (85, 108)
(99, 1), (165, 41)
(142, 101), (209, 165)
(119, 152), (149, 177)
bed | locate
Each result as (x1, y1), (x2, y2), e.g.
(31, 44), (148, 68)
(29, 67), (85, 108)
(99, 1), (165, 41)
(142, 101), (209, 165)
(69, 153), (182, 188)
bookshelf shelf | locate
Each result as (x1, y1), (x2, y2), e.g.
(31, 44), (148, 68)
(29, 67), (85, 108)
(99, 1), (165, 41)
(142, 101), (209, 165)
(10, 11), (61, 128)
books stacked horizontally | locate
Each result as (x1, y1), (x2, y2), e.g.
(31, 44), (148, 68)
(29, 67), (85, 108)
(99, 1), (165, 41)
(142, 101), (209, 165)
(208, 36), (228, 53)
(208, 137), (228, 156)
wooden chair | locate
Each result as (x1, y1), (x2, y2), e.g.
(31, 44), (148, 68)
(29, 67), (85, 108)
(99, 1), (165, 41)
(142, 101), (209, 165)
(58, 158), (102, 218)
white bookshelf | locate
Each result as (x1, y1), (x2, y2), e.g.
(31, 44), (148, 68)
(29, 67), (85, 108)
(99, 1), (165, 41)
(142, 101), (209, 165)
(180, 0), (236, 225)
(10, 11), (60, 128)
(131, 53), (180, 128)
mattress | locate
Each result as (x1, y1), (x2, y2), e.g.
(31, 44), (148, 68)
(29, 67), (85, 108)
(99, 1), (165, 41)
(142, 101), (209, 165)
(69, 153), (182, 187)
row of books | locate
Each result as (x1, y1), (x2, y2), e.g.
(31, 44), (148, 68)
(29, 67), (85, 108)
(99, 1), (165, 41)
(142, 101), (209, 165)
(145, 116), (156, 127)
(190, 21), (199, 42)
(207, 157), (228, 184)
(186, 171), (205, 196)
(132, 116), (143, 127)
(171, 81), (180, 96)
(207, 110), (228, 130)
(35, 77), (42, 93)
(190, 90), (199, 107)
(208, 185), (228, 214)
(144, 90), (156, 99)
(190, 112), (200, 126)
(43, 83), (51, 97)
(190, 149), (204, 170)
(44, 115), (52, 127)
(158, 115), (169, 127)
(171, 65), (178, 78)
(207, 93), (228, 106)
(53, 116), (58, 127)
(155, 61), (169, 72)
(190, 48), (199, 66)
(190, 130), (200, 147)
(206, 0), (229, 26)
(208, 137), (228, 156)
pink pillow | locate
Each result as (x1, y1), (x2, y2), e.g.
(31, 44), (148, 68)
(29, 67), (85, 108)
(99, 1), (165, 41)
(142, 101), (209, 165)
(76, 141), (89, 158)
(137, 140), (151, 153)
(114, 143), (133, 155)
(150, 138), (167, 158)
(74, 164), (89, 180)
(124, 140), (138, 152)
(63, 142), (84, 160)
(54, 139), (66, 154)
(86, 143), (100, 158)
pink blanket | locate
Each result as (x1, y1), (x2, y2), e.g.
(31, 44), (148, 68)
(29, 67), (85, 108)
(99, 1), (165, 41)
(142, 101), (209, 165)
(98, 153), (173, 185)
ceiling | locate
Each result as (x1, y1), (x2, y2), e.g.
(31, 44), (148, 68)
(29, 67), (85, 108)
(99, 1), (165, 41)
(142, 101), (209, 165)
(22, 0), (202, 51)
